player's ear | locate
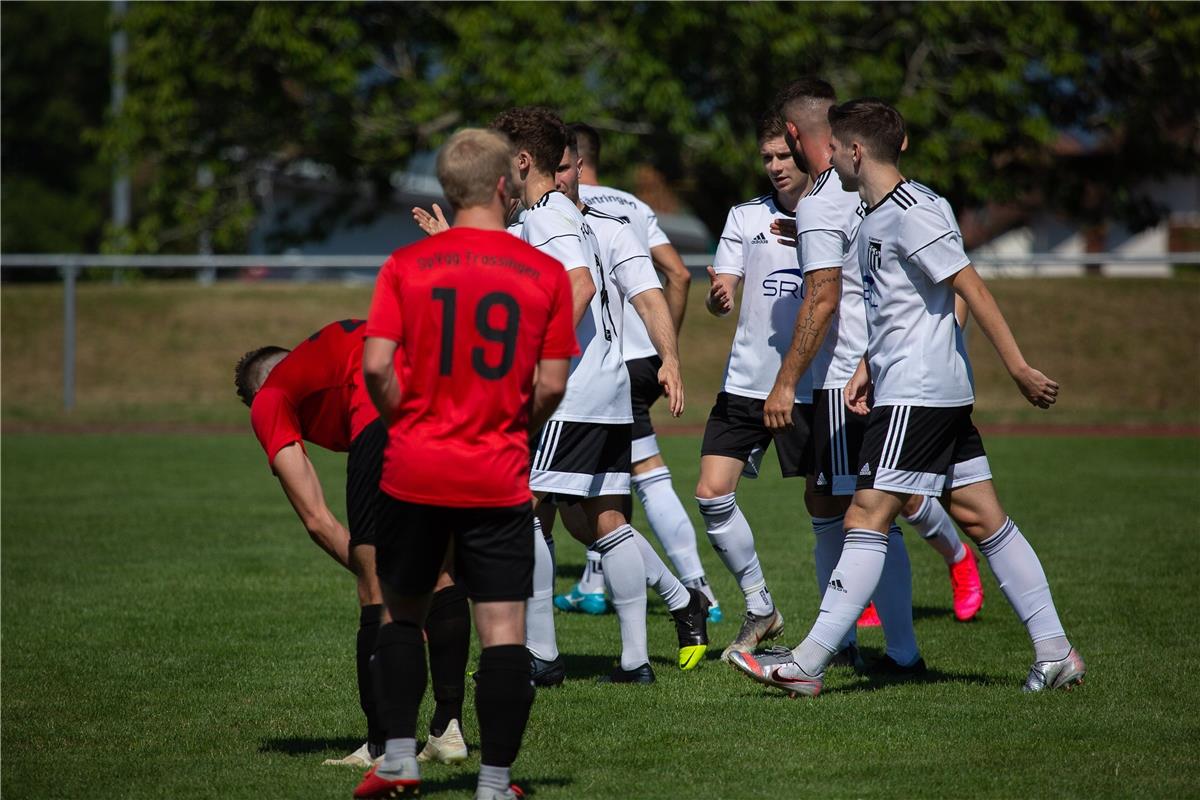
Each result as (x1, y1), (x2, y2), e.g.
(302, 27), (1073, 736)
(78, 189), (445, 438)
(516, 150), (533, 175)
(785, 120), (800, 140)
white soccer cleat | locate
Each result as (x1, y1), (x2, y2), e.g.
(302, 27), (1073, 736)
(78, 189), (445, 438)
(417, 719), (469, 764)
(721, 607), (785, 661)
(322, 742), (380, 768)
(1022, 648), (1086, 693)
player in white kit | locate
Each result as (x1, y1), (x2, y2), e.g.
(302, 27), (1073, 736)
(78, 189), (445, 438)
(490, 109), (709, 685)
(731, 98), (1084, 697)
(550, 122), (722, 624)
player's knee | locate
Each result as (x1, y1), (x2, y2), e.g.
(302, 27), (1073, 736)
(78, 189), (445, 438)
(695, 476), (735, 500)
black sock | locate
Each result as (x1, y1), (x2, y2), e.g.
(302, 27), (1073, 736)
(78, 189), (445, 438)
(425, 584), (470, 736)
(357, 604), (384, 753)
(474, 644), (535, 768)
(372, 621), (426, 742)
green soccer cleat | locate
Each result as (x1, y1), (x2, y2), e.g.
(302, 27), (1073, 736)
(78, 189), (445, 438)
(670, 587), (710, 670)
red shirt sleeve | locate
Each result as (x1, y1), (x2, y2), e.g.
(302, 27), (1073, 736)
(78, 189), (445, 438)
(366, 257), (404, 342)
(541, 264), (581, 360)
(250, 388), (305, 468)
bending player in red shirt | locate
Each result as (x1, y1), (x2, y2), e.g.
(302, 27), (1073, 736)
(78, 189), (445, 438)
(235, 319), (471, 769)
(356, 128), (577, 800)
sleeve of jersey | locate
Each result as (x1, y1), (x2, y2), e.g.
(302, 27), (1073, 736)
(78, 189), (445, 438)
(712, 208), (744, 277)
(250, 390), (305, 468)
(796, 197), (846, 273)
(610, 226), (660, 300)
(900, 203), (970, 284)
(365, 258), (404, 341)
(524, 210), (589, 271)
(541, 267), (582, 359)
(637, 198), (672, 249)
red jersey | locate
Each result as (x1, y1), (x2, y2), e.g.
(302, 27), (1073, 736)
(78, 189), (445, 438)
(250, 319), (378, 467)
(366, 227), (579, 507)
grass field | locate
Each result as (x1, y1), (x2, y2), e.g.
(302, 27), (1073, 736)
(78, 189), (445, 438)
(3, 276), (1199, 429)
(3, 432), (1198, 799)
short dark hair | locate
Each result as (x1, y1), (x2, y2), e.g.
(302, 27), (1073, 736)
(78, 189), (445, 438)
(828, 98), (906, 164)
(234, 346), (289, 407)
(564, 126), (579, 155)
(568, 122), (601, 169)
(773, 77), (837, 118)
(756, 110), (787, 144)
(489, 106), (569, 177)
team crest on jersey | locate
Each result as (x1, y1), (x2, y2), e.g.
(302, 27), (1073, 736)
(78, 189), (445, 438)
(866, 238), (883, 273)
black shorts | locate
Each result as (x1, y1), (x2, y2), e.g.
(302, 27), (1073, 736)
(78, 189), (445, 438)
(374, 494), (535, 602)
(856, 404), (992, 497)
(808, 388), (867, 496)
(626, 355), (664, 443)
(346, 418), (387, 547)
(700, 392), (812, 479)
(529, 421), (632, 497)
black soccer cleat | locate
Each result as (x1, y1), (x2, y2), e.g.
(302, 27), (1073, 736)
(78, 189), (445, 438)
(601, 662), (656, 684)
(670, 587), (710, 670)
(829, 642), (865, 671)
(872, 654), (928, 676)
(530, 653), (566, 688)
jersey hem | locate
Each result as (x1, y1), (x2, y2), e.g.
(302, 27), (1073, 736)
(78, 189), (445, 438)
(380, 484), (533, 509)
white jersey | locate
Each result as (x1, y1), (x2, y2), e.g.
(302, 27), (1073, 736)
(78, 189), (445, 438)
(796, 167), (869, 391)
(712, 192), (809, 400)
(856, 180), (974, 407)
(579, 184), (669, 361)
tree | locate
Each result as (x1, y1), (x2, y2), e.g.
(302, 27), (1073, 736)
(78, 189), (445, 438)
(98, 1), (1200, 253)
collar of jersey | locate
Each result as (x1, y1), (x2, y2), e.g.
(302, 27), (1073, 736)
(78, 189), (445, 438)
(863, 180), (908, 216)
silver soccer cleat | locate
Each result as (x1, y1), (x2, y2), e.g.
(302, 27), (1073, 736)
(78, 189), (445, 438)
(727, 645), (824, 698)
(721, 607), (785, 661)
(1022, 647), (1086, 692)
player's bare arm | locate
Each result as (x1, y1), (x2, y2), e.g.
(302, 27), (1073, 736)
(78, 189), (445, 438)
(950, 265), (1058, 409)
(650, 242), (691, 333)
(763, 266), (841, 430)
(629, 287), (685, 417)
(705, 266), (738, 316)
(844, 355), (872, 416)
(271, 442), (353, 570)
(411, 203), (449, 236)
(362, 336), (403, 424)
(530, 357), (570, 432)
(567, 267), (597, 327)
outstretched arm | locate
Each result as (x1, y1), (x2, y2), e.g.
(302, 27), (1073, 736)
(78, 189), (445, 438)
(630, 287), (685, 417)
(763, 266), (841, 430)
(272, 443), (352, 571)
(650, 243), (691, 332)
(950, 265), (1057, 408)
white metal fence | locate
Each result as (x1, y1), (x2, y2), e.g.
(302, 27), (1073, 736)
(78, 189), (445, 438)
(3, 251), (1197, 411)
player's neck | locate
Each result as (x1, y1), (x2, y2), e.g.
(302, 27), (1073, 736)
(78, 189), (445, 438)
(453, 204), (507, 231)
(522, 172), (557, 207)
(858, 163), (905, 208)
(579, 165), (599, 185)
(776, 181), (805, 212)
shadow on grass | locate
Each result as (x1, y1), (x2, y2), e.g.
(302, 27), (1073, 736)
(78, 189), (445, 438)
(258, 736), (362, 757)
(562, 652), (620, 680)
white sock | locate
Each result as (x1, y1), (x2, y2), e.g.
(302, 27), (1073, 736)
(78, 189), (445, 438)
(525, 518), (559, 661)
(684, 575), (718, 606)
(872, 525), (920, 665)
(697, 493), (773, 616)
(594, 524), (649, 670)
(978, 518), (1070, 661)
(382, 737), (416, 772)
(578, 548), (605, 594)
(634, 467), (706, 583)
(477, 764), (511, 794)
(794, 528), (889, 674)
(634, 528), (689, 612)
(905, 495), (966, 565)
(811, 515), (855, 648)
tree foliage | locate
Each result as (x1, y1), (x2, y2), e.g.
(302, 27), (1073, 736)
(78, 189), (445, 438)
(44, 2), (1200, 252)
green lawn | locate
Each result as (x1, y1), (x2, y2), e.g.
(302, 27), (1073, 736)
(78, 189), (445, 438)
(2, 433), (1198, 799)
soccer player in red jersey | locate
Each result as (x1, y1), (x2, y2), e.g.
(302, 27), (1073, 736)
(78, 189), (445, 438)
(235, 320), (471, 769)
(356, 128), (577, 800)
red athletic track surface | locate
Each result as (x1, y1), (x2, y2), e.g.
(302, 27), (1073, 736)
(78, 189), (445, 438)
(3, 421), (1198, 438)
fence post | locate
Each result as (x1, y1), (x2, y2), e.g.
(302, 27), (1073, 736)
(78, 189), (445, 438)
(63, 264), (77, 412)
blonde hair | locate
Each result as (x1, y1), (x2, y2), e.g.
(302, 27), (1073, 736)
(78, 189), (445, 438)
(436, 128), (516, 210)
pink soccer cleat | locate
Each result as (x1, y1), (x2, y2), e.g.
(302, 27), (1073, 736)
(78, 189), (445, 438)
(949, 548), (984, 622)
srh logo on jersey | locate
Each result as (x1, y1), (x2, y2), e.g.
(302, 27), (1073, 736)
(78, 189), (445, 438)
(750, 232), (769, 245)
(762, 267), (804, 298)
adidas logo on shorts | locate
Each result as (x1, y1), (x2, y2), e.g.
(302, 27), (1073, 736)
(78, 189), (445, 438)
(859, 463), (872, 476)
(751, 232), (768, 244)
(816, 472), (827, 486)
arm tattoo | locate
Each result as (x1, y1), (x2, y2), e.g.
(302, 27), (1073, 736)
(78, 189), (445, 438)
(793, 271), (839, 358)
